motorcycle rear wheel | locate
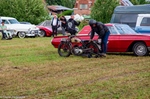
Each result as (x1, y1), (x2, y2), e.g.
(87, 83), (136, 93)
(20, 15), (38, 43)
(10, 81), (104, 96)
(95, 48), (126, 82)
(58, 42), (71, 57)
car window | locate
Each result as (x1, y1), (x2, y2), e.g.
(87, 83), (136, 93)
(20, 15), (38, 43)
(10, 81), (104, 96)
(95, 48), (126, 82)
(115, 26), (125, 34)
(45, 21), (51, 26)
(115, 24), (137, 34)
(140, 17), (150, 26)
(2, 20), (9, 24)
(107, 26), (117, 34)
(8, 19), (20, 24)
(42, 21), (47, 26)
(40, 20), (51, 26)
(120, 14), (137, 28)
(38, 22), (43, 25)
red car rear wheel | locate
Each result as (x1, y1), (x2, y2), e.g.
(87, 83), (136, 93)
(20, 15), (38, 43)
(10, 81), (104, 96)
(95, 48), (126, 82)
(133, 42), (148, 56)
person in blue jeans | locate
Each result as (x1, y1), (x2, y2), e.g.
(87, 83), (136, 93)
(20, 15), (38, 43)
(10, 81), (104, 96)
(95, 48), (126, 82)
(89, 19), (110, 57)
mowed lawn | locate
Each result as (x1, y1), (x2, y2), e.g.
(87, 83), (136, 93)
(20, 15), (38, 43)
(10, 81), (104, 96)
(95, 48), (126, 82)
(0, 37), (150, 99)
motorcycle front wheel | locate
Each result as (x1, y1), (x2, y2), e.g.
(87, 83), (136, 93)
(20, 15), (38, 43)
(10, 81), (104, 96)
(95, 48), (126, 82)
(58, 42), (71, 57)
(86, 42), (100, 58)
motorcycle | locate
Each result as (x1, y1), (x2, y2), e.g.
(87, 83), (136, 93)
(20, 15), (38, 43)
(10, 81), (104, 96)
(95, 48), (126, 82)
(58, 35), (101, 58)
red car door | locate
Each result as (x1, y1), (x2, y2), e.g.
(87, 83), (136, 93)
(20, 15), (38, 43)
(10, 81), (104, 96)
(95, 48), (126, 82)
(107, 35), (120, 52)
(107, 25), (120, 52)
(118, 35), (136, 52)
(114, 24), (138, 52)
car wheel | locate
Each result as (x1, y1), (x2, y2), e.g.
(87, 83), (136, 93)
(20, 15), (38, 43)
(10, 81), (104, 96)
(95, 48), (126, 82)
(39, 30), (46, 37)
(132, 42), (148, 56)
(18, 32), (26, 38)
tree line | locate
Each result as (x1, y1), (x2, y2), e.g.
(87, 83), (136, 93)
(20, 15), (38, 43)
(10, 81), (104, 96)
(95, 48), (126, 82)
(45, 0), (76, 8)
(0, 0), (75, 24)
(0, 0), (149, 24)
(0, 0), (49, 24)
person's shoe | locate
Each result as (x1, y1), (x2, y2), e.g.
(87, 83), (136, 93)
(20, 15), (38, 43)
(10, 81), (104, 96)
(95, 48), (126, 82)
(102, 53), (107, 57)
(101, 53), (107, 57)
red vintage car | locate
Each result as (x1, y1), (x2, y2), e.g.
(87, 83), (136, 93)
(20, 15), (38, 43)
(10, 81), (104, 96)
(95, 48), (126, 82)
(37, 26), (52, 37)
(51, 23), (150, 56)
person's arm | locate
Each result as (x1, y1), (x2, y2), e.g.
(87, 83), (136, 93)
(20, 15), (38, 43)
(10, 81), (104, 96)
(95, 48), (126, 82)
(51, 18), (53, 27)
(90, 28), (95, 40)
(74, 20), (80, 26)
(57, 20), (61, 28)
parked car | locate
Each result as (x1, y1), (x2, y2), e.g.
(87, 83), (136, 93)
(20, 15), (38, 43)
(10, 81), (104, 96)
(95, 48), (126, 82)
(38, 20), (62, 35)
(20, 22), (32, 25)
(110, 4), (150, 34)
(110, 4), (150, 29)
(135, 14), (150, 34)
(51, 23), (150, 56)
(1, 17), (39, 38)
(36, 25), (52, 37)
(38, 20), (79, 37)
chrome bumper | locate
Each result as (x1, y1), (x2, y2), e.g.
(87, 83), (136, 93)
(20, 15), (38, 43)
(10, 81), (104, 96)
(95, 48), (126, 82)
(26, 34), (35, 36)
(29, 30), (39, 34)
(28, 30), (39, 36)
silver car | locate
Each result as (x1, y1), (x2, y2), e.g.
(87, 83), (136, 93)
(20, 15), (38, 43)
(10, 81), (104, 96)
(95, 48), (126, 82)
(38, 20), (79, 34)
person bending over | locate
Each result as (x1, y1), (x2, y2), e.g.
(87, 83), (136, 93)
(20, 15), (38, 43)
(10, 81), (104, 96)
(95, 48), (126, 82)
(89, 19), (110, 57)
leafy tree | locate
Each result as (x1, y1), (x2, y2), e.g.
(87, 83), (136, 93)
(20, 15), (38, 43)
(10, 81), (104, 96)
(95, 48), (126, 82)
(45, 0), (61, 5)
(78, 20), (89, 31)
(57, 10), (73, 18)
(45, 0), (76, 8)
(91, 0), (119, 23)
(0, 0), (49, 24)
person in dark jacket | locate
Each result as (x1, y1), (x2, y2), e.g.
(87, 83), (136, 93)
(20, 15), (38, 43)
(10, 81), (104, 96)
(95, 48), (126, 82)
(60, 16), (67, 36)
(66, 15), (80, 35)
(89, 19), (110, 57)
(51, 15), (60, 37)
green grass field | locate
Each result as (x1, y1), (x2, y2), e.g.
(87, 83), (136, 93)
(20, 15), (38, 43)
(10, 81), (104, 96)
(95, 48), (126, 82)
(0, 37), (150, 99)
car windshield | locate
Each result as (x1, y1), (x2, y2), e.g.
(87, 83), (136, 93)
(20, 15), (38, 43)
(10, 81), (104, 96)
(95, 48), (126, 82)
(38, 22), (43, 25)
(8, 19), (20, 24)
(115, 24), (137, 34)
(107, 26), (118, 34)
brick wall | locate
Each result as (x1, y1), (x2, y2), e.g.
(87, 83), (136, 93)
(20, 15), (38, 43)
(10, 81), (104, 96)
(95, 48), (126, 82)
(74, 9), (91, 15)
(74, 0), (95, 15)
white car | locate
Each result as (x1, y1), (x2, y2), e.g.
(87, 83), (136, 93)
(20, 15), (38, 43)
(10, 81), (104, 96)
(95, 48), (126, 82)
(1, 17), (39, 38)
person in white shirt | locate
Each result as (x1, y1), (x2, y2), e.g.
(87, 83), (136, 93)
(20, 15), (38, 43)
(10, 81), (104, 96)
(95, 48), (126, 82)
(51, 15), (59, 37)
(0, 21), (7, 40)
